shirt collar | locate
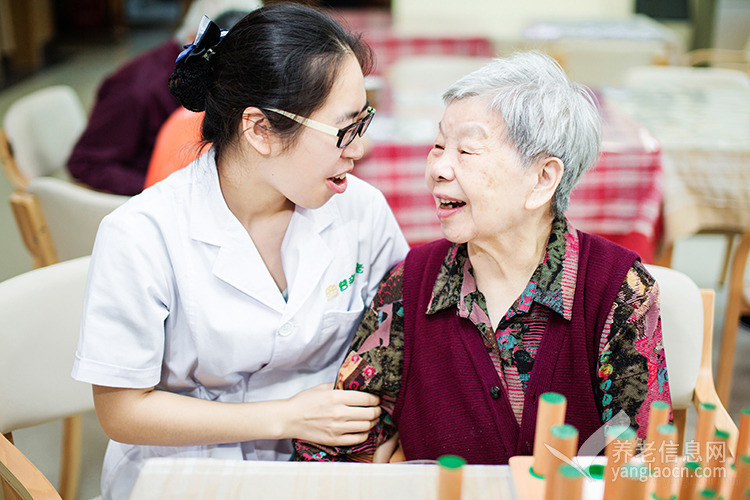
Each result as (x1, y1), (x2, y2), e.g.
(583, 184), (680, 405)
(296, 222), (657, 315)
(426, 217), (579, 321)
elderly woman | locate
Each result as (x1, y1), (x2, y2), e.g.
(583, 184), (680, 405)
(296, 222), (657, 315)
(293, 51), (670, 464)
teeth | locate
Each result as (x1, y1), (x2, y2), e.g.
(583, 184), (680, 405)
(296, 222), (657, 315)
(329, 173), (347, 186)
(437, 197), (465, 208)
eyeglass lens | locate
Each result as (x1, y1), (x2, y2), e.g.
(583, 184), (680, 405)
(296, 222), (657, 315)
(340, 111), (374, 148)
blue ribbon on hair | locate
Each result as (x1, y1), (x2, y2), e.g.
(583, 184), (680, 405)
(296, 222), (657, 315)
(176, 15), (228, 64)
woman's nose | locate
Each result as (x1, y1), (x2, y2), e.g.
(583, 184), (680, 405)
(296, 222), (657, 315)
(342, 134), (365, 160)
(427, 152), (454, 182)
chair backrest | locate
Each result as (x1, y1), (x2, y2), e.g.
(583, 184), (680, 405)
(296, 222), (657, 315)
(24, 177), (129, 263)
(0, 256), (94, 435)
(0, 433), (61, 500)
(624, 65), (750, 89)
(645, 264), (703, 411)
(646, 264), (740, 457)
(2, 85), (86, 185)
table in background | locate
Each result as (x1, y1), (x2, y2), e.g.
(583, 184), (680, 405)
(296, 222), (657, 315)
(328, 9), (495, 77)
(129, 459), (515, 500)
(602, 85), (750, 251)
(522, 15), (681, 86)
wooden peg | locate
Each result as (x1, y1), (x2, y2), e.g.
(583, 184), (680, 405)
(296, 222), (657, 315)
(653, 423), (678, 500)
(437, 454), (465, 500)
(679, 461), (702, 500)
(617, 463), (650, 500)
(549, 464), (583, 500)
(694, 488), (720, 499)
(603, 426), (636, 500)
(705, 429), (730, 493)
(646, 401), (671, 450)
(735, 408), (750, 463)
(543, 425), (579, 500)
(532, 392), (567, 478)
(729, 455), (750, 500)
(694, 403), (717, 465)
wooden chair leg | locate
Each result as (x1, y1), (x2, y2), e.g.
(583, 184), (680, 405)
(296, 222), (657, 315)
(717, 233), (736, 287)
(2, 431), (18, 500)
(717, 231), (750, 405)
(654, 241), (674, 268)
(58, 415), (83, 500)
(672, 408), (687, 456)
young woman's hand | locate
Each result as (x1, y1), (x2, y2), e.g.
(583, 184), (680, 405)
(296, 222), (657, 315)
(282, 383), (381, 446)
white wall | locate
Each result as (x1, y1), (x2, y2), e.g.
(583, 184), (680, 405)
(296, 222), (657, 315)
(713, 0), (750, 50)
(392, 0), (637, 41)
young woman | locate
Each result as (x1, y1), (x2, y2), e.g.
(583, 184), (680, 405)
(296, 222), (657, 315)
(72, 4), (408, 499)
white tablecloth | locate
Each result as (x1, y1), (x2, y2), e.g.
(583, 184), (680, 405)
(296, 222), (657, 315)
(129, 459), (516, 500)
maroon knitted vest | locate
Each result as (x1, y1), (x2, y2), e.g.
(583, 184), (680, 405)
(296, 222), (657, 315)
(393, 232), (638, 464)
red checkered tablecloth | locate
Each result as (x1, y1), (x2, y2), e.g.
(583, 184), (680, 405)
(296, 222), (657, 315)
(364, 36), (494, 76)
(328, 9), (495, 77)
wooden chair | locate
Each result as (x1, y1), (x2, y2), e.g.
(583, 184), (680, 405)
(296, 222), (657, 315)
(0, 85), (85, 190)
(646, 265), (739, 455)
(716, 230), (750, 406)
(9, 177), (129, 268)
(0, 433), (61, 500)
(0, 257), (96, 500)
(681, 34), (750, 74)
(0, 85), (129, 268)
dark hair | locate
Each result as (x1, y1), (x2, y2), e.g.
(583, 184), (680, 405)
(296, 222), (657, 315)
(168, 3), (373, 160)
(213, 9), (250, 31)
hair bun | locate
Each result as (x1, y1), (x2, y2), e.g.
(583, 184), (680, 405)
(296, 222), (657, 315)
(168, 58), (211, 112)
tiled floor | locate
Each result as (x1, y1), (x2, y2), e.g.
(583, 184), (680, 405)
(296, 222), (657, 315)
(1, 28), (749, 500)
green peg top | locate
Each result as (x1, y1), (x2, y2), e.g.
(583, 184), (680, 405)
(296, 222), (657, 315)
(540, 392), (566, 405)
(558, 464), (583, 479)
(651, 400), (669, 410)
(437, 455), (466, 470)
(605, 425), (636, 441)
(550, 424), (578, 440)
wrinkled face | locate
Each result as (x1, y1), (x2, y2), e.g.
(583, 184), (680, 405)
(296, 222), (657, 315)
(425, 97), (540, 245)
(268, 54), (369, 209)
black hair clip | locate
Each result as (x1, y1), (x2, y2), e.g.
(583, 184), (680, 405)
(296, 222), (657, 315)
(176, 15), (228, 64)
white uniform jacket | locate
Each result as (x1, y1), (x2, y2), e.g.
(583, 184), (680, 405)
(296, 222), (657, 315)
(71, 150), (409, 499)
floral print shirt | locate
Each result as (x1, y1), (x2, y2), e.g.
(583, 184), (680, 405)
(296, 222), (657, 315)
(293, 217), (670, 462)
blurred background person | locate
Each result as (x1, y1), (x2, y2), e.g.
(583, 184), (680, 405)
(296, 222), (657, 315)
(66, 0), (262, 195)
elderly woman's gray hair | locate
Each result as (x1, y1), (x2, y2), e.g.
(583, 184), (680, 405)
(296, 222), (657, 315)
(442, 51), (602, 216)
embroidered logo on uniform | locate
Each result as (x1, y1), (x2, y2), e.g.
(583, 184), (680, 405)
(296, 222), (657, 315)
(325, 262), (365, 300)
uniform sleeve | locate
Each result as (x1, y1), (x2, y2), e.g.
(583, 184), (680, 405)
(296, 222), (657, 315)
(71, 205), (174, 388)
(293, 261), (406, 461)
(596, 260), (671, 440)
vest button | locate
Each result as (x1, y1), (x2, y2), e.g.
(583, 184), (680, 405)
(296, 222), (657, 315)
(490, 386), (501, 399)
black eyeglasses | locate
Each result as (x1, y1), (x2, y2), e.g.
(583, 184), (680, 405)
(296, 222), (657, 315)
(265, 106), (376, 149)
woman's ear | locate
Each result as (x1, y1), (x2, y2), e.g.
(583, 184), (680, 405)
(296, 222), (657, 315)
(526, 156), (564, 211)
(241, 107), (275, 155)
